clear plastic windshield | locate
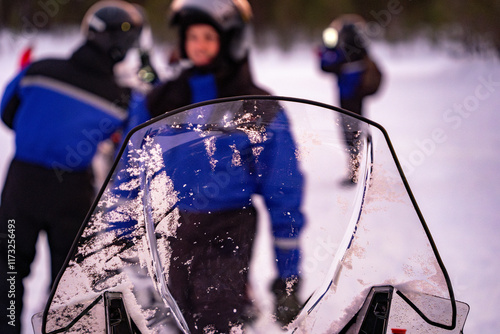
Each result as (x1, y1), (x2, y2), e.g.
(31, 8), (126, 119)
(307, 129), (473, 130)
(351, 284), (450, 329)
(38, 97), (468, 334)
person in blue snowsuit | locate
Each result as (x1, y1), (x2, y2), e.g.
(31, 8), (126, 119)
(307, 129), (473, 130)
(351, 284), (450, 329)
(0, 2), (143, 333)
(319, 14), (383, 184)
(128, 0), (305, 331)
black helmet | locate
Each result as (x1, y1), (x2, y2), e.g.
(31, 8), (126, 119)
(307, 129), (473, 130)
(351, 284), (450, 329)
(82, 0), (144, 62)
(323, 14), (368, 62)
(169, 0), (252, 63)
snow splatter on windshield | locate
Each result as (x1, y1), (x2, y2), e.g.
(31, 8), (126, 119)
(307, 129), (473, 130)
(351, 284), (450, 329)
(42, 99), (465, 333)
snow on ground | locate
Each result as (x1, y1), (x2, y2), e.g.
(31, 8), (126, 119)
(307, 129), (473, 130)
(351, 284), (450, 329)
(1, 31), (499, 333)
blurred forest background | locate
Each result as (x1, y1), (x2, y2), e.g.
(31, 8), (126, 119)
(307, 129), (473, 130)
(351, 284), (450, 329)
(0, 0), (499, 54)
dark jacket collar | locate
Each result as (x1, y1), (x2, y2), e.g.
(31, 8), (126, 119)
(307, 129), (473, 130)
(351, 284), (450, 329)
(70, 42), (115, 75)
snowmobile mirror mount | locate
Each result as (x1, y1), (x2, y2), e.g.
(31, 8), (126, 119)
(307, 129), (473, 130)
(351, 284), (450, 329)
(339, 286), (393, 334)
(104, 291), (135, 334)
(339, 285), (469, 334)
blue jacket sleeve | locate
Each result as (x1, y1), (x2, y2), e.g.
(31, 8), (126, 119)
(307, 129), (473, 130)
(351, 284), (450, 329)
(319, 46), (365, 100)
(257, 110), (305, 278)
(1, 68), (27, 129)
(124, 91), (151, 135)
(319, 46), (345, 74)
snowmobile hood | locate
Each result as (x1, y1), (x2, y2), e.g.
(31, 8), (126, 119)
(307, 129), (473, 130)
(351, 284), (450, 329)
(34, 96), (469, 334)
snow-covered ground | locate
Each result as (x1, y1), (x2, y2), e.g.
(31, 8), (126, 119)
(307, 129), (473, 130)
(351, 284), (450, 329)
(1, 31), (499, 333)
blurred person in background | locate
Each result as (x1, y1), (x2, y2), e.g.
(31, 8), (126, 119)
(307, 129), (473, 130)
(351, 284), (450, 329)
(319, 14), (383, 185)
(128, 0), (305, 331)
(0, 2), (144, 332)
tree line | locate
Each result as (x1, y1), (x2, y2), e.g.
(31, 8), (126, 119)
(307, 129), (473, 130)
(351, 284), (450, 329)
(0, 0), (498, 54)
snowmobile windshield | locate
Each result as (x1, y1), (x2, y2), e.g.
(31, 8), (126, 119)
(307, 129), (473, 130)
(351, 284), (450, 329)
(37, 96), (468, 334)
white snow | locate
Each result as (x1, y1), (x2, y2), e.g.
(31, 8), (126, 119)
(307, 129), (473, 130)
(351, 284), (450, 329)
(1, 31), (499, 333)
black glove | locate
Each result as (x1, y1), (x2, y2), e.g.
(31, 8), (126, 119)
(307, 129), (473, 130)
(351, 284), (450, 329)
(271, 277), (302, 327)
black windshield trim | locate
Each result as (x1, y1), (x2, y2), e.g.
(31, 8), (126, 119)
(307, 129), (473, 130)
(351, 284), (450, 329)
(42, 295), (103, 334)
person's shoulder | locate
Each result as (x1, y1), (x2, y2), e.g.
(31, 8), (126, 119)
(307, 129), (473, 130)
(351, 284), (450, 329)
(146, 72), (191, 117)
(149, 71), (189, 101)
(231, 59), (272, 96)
(25, 57), (67, 75)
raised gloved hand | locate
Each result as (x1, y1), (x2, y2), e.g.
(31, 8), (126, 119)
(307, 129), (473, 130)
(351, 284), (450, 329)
(271, 276), (302, 327)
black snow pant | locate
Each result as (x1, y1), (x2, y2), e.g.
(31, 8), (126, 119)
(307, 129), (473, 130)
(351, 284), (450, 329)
(168, 206), (258, 334)
(0, 159), (94, 334)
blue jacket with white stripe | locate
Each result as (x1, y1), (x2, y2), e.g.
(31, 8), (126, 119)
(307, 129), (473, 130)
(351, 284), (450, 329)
(124, 58), (306, 279)
(1, 42), (130, 175)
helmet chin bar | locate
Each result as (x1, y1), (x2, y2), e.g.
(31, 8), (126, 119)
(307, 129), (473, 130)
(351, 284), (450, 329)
(88, 27), (142, 63)
(109, 47), (127, 63)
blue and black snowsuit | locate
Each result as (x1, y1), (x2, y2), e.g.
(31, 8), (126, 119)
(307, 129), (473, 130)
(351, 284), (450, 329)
(129, 56), (305, 332)
(0, 42), (132, 333)
(320, 38), (382, 182)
